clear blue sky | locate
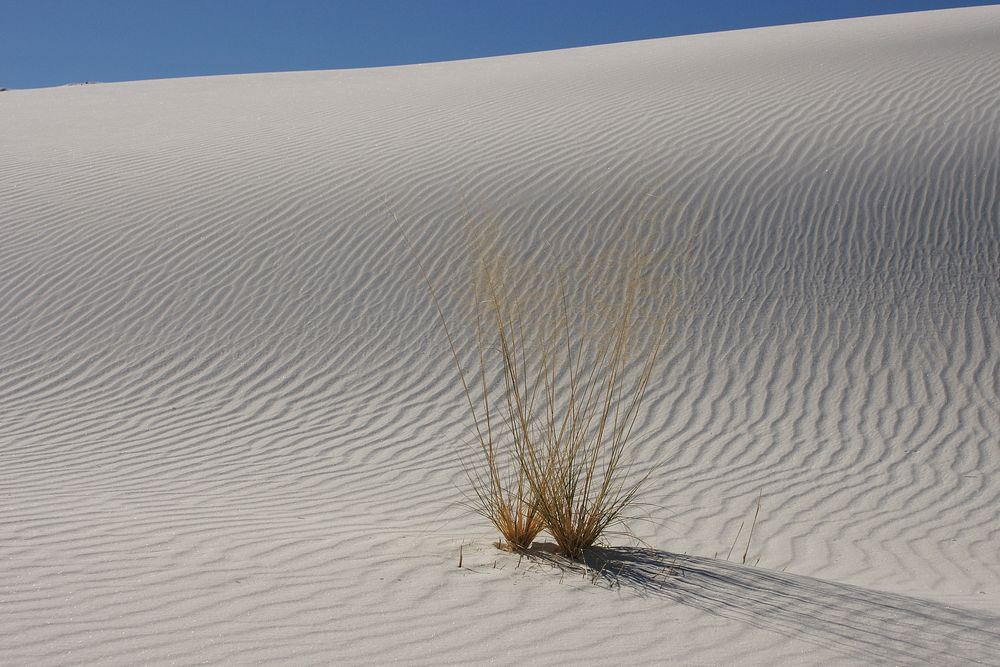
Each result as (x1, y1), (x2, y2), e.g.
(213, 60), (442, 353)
(2, 1), (996, 89)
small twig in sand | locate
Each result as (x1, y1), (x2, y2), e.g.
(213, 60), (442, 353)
(726, 521), (745, 561)
(458, 542), (464, 568)
(742, 491), (762, 565)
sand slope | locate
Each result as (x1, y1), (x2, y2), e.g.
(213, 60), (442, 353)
(1, 6), (999, 665)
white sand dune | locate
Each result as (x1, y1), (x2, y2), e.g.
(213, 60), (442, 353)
(2, 6), (999, 664)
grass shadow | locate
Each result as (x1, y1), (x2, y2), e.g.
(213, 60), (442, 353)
(526, 544), (1000, 665)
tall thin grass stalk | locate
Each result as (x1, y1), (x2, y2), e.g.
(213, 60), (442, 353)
(401, 221), (544, 552)
(742, 492), (762, 565)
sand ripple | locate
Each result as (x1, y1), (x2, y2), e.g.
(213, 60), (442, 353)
(1, 7), (998, 665)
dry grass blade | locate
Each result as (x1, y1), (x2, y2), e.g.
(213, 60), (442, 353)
(398, 215), (544, 552)
(742, 492), (762, 565)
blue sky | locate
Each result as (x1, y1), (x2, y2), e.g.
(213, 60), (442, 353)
(2, 1), (996, 89)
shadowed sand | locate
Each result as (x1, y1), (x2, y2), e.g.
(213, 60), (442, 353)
(570, 548), (1000, 665)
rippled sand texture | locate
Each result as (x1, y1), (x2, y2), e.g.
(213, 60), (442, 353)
(2, 7), (999, 665)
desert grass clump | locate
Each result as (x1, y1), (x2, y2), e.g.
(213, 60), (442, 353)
(460, 359), (545, 552)
(480, 251), (671, 559)
(412, 224), (678, 557)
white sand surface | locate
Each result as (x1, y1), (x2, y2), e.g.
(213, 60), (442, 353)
(2, 6), (999, 665)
